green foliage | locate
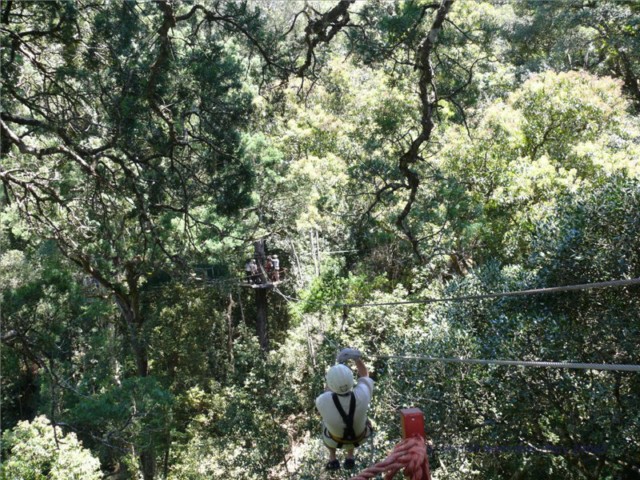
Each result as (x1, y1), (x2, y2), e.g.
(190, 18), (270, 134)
(0, 242), (115, 429)
(437, 70), (639, 265)
(166, 332), (295, 479)
(2, 1), (640, 479)
(533, 175), (640, 284)
(0, 416), (101, 480)
(508, 1), (640, 110)
(146, 285), (232, 387)
(69, 377), (173, 462)
(331, 178), (639, 479)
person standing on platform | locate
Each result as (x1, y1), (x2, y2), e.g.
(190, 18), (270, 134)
(271, 254), (280, 281)
(244, 259), (253, 283)
(250, 258), (259, 284)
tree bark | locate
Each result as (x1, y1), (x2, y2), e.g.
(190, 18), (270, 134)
(256, 287), (269, 353)
(114, 293), (155, 479)
(114, 295), (149, 378)
(619, 52), (640, 112)
(254, 239), (269, 352)
(226, 293), (236, 370)
(140, 451), (156, 480)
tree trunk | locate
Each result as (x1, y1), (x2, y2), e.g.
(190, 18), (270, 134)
(114, 294), (155, 479)
(254, 239), (269, 352)
(256, 287), (269, 352)
(619, 52), (640, 112)
(289, 239), (303, 285)
(140, 451), (156, 480)
(115, 295), (149, 378)
(310, 230), (320, 276)
(226, 293), (236, 370)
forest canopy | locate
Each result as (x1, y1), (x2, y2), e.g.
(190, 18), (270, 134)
(1, 1), (639, 479)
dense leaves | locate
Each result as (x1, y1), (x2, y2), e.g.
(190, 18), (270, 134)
(0, 416), (101, 480)
(1, 1), (639, 479)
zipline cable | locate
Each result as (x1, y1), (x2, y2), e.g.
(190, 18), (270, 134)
(373, 355), (640, 372)
(333, 277), (640, 309)
(274, 280), (640, 372)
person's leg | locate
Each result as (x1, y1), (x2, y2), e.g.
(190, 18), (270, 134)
(344, 448), (356, 469)
(325, 447), (340, 470)
(322, 429), (341, 470)
(328, 447), (337, 462)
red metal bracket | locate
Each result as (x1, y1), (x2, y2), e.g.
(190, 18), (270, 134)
(400, 408), (426, 439)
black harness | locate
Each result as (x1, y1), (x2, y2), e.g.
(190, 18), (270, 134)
(333, 392), (357, 440)
(324, 392), (368, 448)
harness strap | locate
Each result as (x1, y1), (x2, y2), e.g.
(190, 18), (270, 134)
(332, 392), (357, 442)
(324, 425), (368, 448)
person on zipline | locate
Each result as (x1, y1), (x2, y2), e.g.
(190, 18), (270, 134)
(316, 348), (373, 471)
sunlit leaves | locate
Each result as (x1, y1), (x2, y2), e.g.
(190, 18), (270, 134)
(0, 416), (102, 480)
(438, 71), (639, 264)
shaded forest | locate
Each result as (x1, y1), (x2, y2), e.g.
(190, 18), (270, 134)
(1, 0), (639, 479)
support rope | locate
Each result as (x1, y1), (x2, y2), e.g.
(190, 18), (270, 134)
(335, 277), (640, 309)
(374, 355), (640, 372)
(349, 436), (430, 480)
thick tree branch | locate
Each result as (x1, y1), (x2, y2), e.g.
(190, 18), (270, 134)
(395, 0), (454, 262)
(147, 0), (178, 148)
(364, 181), (407, 217)
(1, 118), (97, 177)
(296, 0), (355, 77)
(1, 0), (12, 24)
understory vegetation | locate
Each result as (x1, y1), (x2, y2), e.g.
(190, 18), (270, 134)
(1, 1), (639, 479)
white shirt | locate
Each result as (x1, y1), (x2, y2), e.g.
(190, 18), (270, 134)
(315, 377), (374, 438)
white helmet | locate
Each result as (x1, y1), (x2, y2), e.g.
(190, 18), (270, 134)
(326, 364), (354, 394)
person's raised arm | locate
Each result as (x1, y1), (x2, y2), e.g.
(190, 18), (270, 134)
(355, 358), (368, 378)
